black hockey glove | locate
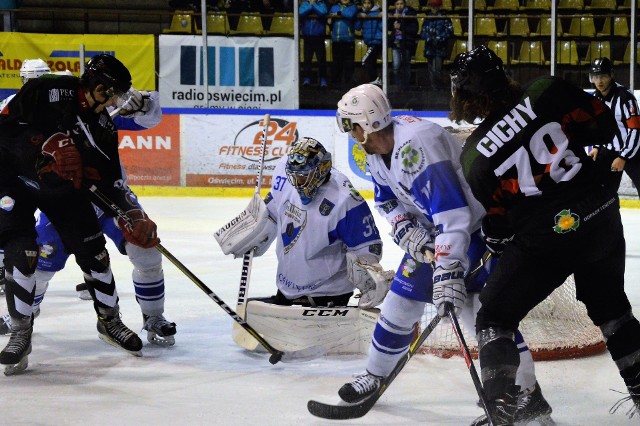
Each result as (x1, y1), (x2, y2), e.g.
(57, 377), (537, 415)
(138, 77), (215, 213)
(481, 214), (514, 257)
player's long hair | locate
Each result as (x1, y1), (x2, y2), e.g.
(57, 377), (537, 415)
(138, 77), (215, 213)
(448, 78), (522, 124)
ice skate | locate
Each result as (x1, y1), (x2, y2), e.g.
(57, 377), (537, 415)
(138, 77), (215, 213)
(0, 306), (40, 336)
(472, 382), (554, 425)
(97, 307), (143, 357)
(75, 283), (92, 300)
(611, 371), (640, 418)
(0, 318), (33, 376)
(142, 314), (176, 346)
(470, 385), (519, 426)
(338, 372), (382, 403)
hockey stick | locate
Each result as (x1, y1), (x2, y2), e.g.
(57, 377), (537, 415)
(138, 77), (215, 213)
(307, 252), (493, 419)
(233, 114), (270, 350)
(445, 302), (496, 426)
(87, 185), (323, 364)
(307, 313), (442, 419)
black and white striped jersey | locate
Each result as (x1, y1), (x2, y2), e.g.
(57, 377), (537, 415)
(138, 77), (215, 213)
(593, 81), (640, 160)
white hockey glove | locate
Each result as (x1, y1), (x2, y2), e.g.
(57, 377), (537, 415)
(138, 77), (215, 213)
(214, 193), (277, 258)
(346, 252), (393, 309)
(118, 88), (152, 117)
(391, 217), (435, 264)
(432, 262), (466, 317)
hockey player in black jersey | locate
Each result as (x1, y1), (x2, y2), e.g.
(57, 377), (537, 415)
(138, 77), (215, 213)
(0, 54), (160, 373)
(587, 57), (640, 197)
(449, 45), (640, 424)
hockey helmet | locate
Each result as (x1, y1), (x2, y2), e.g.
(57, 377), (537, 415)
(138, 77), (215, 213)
(336, 84), (392, 134)
(20, 59), (51, 85)
(589, 57), (613, 83)
(81, 54), (132, 98)
(450, 45), (507, 96)
(286, 137), (332, 205)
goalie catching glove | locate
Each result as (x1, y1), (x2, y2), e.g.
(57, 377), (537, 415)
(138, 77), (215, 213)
(391, 216), (435, 264)
(346, 252), (393, 309)
(117, 209), (160, 249)
(214, 193), (277, 257)
(118, 88), (152, 117)
(432, 262), (466, 317)
(37, 131), (83, 190)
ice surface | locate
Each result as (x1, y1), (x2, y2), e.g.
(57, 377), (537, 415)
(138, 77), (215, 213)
(2, 197), (639, 425)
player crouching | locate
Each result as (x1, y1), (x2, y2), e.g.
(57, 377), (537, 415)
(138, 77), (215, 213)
(215, 137), (391, 354)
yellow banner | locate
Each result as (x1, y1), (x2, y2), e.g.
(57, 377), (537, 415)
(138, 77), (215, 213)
(0, 33), (155, 90)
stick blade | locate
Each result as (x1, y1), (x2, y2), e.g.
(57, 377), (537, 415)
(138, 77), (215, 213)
(307, 398), (376, 420)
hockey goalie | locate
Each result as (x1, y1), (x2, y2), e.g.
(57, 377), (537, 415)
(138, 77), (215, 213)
(214, 137), (393, 354)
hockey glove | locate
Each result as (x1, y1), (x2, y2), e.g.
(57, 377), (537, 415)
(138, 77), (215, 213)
(432, 262), (466, 317)
(481, 215), (514, 257)
(37, 131), (83, 190)
(346, 252), (393, 309)
(118, 89), (151, 117)
(118, 209), (160, 249)
(392, 217), (435, 264)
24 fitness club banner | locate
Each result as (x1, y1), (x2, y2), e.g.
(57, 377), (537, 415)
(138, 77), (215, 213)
(159, 35), (296, 109)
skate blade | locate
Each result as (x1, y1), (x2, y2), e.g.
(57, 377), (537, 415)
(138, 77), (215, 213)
(77, 290), (92, 301)
(147, 332), (175, 347)
(515, 414), (556, 426)
(98, 334), (142, 357)
(3, 345), (32, 376)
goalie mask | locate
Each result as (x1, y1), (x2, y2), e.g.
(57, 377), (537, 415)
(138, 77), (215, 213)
(20, 59), (51, 85)
(286, 137), (332, 205)
(81, 54), (132, 103)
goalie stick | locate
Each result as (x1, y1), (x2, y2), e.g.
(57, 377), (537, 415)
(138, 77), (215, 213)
(307, 253), (492, 419)
(307, 314), (442, 419)
(233, 113), (270, 350)
(87, 185), (323, 364)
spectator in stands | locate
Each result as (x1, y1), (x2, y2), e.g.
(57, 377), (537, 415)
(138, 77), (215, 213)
(587, 57), (640, 198)
(300, 0), (329, 88)
(356, 0), (383, 85)
(389, 0), (419, 89)
(420, 0), (453, 91)
(328, 0), (358, 89)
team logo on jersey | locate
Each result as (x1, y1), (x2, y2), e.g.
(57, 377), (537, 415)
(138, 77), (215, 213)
(396, 141), (425, 176)
(0, 196), (14, 211)
(264, 191), (273, 205)
(282, 201), (307, 253)
(553, 209), (580, 234)
(39, 243), (57, 259)
(319, 198), (335, 216)
(401, 258), (419, 278)
(380, 200), (398, 214)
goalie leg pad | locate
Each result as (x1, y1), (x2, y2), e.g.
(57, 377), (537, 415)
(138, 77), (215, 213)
(214, 193), (276, 257)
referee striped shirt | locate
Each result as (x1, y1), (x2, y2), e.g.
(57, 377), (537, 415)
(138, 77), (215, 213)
(593, 81), (640, 159)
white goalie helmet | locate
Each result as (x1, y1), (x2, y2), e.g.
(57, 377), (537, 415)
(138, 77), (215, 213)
(20, 58), (51, 85)
(336, 83), (392, 134)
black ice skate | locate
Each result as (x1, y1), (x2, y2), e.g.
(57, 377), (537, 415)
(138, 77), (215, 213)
(0, 318), (33, 376)
(471, 385), (519, 426)
(97, 307), (143, 357)
(142, 314), (176, 346)
(611, 370), (640, 418)
(338, 372), (383, 403)
(472, 382), (554, 425)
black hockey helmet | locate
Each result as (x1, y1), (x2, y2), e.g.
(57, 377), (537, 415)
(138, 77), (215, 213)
(450, 45), (507, 96)
(590, 57), (613, 76)
(81, 54), (132, 98)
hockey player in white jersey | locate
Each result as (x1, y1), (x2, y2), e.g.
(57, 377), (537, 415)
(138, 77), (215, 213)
(334, 83), (552, 424)
(0, 57), (176, 347)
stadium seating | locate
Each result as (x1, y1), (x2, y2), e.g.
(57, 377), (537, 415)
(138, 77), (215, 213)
(505, 15), (531, 37)
(268, 12), (294, 36)
(522, 0), (551, 11)
(556, 40), (580, 65)
(558, 0), (584, 10)
(596, 16), (629, 38)
(232, 12), (264, 35)
(566, 16), (596, 38)
(512, 40), (546, 65)
(487, 40), (509, 64)
(163, 10), (193, 34)
(445, 39), (468, 65)
(487, 0), (520, 12)
(474, 15), (498, 36)
(580, 40), (611, 65)
(530, 16), (563, 37)
(196, 12), (230, 35)
(614, 42), (640, 65)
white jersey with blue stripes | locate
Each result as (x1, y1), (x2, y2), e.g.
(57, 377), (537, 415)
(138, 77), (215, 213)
(368, 116), (485, 271)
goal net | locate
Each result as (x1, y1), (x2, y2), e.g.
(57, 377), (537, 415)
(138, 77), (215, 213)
(419, 274), (606, 360)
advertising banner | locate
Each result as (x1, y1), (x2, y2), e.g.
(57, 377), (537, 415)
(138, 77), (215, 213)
(0, 33), (155, 99)
(183, 113), (333, 188)
(159, 35), (296, 109)
(118, 114), (181, 186)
